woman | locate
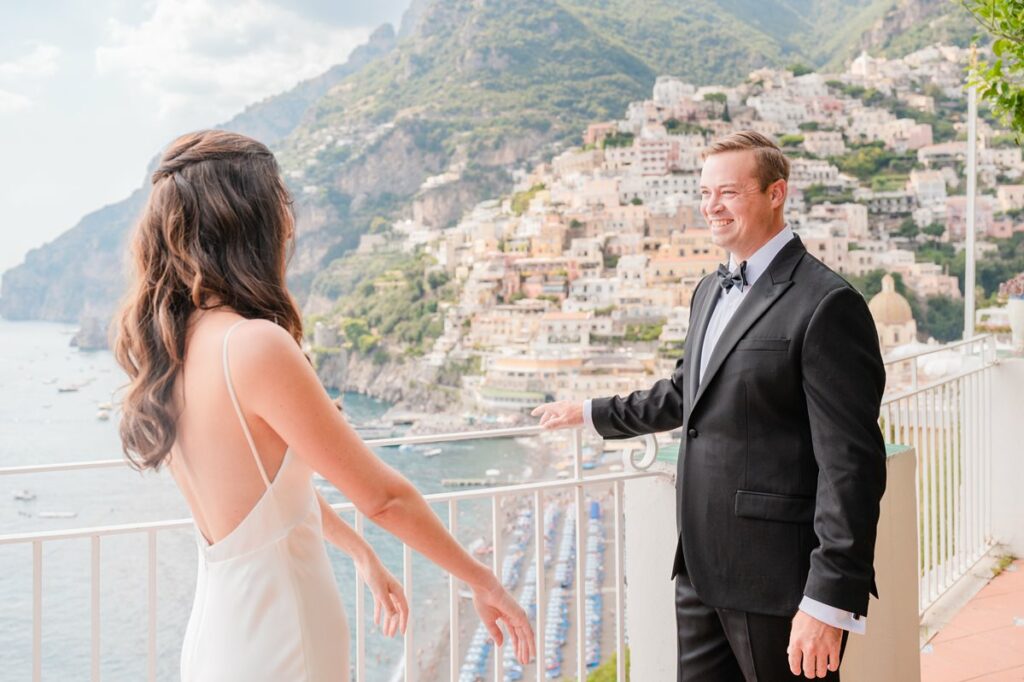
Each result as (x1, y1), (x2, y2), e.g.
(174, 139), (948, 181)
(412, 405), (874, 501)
(114, 130), (534, 681)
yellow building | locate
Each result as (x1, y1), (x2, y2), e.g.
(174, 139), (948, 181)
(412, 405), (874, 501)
(868, 274), (917, 352)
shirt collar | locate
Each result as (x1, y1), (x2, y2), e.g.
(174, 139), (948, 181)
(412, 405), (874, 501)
(728, 224), (795, 289)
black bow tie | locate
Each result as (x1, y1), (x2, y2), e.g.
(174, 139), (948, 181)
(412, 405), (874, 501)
(716, 261), (748, 292)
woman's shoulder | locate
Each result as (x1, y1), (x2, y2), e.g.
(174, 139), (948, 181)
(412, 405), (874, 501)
(226, 317), (302, 365)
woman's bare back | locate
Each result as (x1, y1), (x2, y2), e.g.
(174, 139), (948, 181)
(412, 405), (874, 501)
(168, 311), (287, 546)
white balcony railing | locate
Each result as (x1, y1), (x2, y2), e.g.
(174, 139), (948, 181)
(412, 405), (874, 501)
(0, 335), (1002, 680)
(880, 335), (998, 614)
(0, 426), (663, 682)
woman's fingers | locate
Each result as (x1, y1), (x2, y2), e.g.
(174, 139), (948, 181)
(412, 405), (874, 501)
(390, 590), (408, 635)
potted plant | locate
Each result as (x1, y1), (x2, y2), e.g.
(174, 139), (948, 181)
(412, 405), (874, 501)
(999, 272), (1024, 350)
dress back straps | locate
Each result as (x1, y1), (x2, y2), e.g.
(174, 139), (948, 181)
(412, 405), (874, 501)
(222, 319), (273, 490)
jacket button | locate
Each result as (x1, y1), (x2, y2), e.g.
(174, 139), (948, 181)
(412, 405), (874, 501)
(688, 428), (698, 438)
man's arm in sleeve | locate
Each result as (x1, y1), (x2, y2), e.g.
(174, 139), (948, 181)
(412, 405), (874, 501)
(801, 285), (887, 617)
(589, 356), (687, 440)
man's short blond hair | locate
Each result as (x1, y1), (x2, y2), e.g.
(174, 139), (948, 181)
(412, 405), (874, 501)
(705, 130), (790, 190)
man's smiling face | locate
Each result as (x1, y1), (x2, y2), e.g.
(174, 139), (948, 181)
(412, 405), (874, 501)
(699, 149), (786, 261)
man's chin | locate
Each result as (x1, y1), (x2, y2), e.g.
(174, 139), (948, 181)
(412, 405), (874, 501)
(709, 231), (734, 250)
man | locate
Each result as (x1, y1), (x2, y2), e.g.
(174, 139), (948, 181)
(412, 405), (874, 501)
(532, 131), (886, 681)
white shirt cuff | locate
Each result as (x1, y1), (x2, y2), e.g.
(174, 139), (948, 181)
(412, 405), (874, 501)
(582, 399), (601, 437)
(799, 596), (866, 635)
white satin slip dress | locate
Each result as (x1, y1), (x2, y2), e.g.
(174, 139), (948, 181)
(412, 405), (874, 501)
(178, 320), (350, 681)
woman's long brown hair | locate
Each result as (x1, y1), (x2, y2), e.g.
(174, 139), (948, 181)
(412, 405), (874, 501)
(114, 130), (303, 471)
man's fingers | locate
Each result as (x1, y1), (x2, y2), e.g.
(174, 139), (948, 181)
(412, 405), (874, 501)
(827, 643), (840, 672)
(788, 644), (802, 676)
(802, 647), (817, 678)
(530, 405), (545, 417)
(815, 649), (828, 678)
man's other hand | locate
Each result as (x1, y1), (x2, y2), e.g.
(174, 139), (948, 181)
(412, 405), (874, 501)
(787, 610), (843, 678)
(530, 401), (584, 430)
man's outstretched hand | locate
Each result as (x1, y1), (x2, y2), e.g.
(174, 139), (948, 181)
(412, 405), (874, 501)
(788, 610), (843, 678)
(530, 401), (584, 430)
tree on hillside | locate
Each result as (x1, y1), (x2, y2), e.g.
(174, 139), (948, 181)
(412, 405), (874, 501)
(703, 92), (727, 118)
(962, 0), (1024, 138)
(922, 222), (946, 241)
(896, 217), (920, 244)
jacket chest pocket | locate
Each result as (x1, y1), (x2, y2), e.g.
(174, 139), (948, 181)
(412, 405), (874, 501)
(734, 490), (814, 524)
(736, 337), (790, 352)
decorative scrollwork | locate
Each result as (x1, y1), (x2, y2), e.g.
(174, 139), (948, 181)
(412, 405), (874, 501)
(623, 434), (659, 470)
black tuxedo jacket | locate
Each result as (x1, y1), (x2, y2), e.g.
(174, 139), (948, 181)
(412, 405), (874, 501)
(592, 236), (886, 618)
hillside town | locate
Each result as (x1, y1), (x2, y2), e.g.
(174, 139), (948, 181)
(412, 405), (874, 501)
(317, 43), (1022, 413)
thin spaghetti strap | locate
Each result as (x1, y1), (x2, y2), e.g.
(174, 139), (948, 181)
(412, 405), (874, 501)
(222, 319), (272, 489)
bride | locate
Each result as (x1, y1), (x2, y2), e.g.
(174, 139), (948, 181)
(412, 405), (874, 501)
(114, 129), (534, 681)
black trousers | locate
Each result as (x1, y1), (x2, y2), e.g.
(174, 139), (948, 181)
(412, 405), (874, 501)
(675, 571), (848, 682)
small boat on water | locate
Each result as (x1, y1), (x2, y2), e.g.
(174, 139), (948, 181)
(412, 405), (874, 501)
(422, 447), (442, 458)
(12, 489), (36, 501)
(96, 410), (110, 421)
(484, 468), (500, 477)
(37, 511), (77, 519)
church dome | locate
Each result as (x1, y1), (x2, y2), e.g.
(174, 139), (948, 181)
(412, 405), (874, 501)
(869, 274), (913, 326)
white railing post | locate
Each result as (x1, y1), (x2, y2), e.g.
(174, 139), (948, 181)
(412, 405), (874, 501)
(613, 479), (626, 681)
(354, 512), (366, 682)
(491, 494), (503, 682)
(148, 530), (157, 682)
(532, 490), (545, 682)
(33, 540), (42, 682)
(572, 429), (586, 682)
(403, 544), (413, 682)
(448, 500), (459, 682)
(92, 536), (101, 682)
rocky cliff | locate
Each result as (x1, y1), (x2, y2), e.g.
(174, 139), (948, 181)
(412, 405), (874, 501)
(315, 348), (461, 413)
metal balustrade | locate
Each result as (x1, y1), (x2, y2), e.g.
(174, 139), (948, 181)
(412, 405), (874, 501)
(0, 335), (1002, 679)
(880, 335), (997, 614)
(0, 426), (662, 682)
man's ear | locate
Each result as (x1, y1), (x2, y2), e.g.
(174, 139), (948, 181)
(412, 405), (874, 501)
(769, 179), (788, 208)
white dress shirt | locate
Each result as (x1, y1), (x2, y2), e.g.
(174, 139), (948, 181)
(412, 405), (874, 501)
(583, 225), (866, 634)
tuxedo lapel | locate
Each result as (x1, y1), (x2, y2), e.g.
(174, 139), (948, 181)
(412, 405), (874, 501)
(691, 236), (806, 411)
(686, 277), (721, 406)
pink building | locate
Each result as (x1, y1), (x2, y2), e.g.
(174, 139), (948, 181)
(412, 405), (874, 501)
(944, 196), (996, 241)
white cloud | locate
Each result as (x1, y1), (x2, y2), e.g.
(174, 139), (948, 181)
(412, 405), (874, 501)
(0, 88), (32, 114)
(94, 0), (370, 121)
(0, 44), (61, 79)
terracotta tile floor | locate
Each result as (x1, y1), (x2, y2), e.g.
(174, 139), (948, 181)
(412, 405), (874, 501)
(921, 560), (1024, 681)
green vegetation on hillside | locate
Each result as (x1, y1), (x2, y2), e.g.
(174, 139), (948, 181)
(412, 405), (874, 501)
(877, 2), (982, 58)
(310, 250), (457, 359)
(829, 142), (917, 181)
(511, 183), (546, 215)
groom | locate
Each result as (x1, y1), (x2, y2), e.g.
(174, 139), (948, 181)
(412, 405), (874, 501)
(532, 131), (886, 681)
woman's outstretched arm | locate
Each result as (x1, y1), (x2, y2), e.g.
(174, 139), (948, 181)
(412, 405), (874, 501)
(315, 490), (408, 638)
(229, 320), (534, 664)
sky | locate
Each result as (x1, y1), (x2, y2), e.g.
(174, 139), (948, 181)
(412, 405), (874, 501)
(0, 0), (410, 274)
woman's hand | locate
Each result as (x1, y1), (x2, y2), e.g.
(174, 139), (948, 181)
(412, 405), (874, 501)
(356, 554), (408, 638)
(471, 577), (536, 665)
